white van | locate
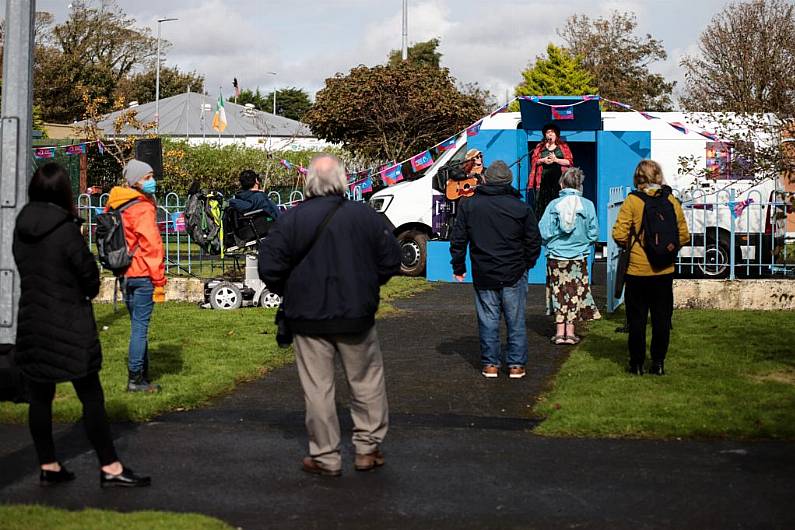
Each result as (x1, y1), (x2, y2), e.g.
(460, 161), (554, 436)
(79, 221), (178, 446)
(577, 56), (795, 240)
(369, 100), (786, 279)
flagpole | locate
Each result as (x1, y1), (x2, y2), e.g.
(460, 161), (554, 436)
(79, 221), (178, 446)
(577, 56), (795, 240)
(218, 86), (222, 147)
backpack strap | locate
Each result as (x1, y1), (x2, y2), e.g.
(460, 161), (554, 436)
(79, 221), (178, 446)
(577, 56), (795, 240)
(113, 197), (142, 263)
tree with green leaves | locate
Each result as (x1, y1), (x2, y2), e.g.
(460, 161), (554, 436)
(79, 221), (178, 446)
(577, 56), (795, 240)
(114, 66), (204, 105)
(305, 62), (484, 161)
(263, 87), (313, 121)
(31, 0), (159, 122)
(235, 88), (268, 109)
(388, 38), (442, 68)
(514, 44), (596, 100)
(558, 11), (674, 111)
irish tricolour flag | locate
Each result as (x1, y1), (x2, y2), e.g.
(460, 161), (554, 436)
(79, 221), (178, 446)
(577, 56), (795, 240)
(212, 94), (227, 132)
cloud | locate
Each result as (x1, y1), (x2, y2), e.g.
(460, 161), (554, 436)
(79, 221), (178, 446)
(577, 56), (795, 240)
(33, 0), (730, 108)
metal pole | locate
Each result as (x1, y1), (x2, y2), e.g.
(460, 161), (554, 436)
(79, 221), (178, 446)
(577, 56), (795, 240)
(155, 21), (161, 134)
(0, 0), (35, 343)
(402, 0), (408, 61)
(265, 71), (277, 115)
(155, 17), (178, 135)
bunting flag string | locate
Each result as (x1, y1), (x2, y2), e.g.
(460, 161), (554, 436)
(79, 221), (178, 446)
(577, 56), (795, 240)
(600, 98), (727, 143)
(410, 150), (434, 172)
(32, 140), (102, 159)
(340, 92), (720, 195)
(729, 198), (754, 218)
(518, 95), (599, 107)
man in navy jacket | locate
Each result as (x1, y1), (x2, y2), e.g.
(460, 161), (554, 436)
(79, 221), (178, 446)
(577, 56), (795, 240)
(258, 154), (401, 477)
(228, 169), (280, 219)
(450, 160), (541, 380)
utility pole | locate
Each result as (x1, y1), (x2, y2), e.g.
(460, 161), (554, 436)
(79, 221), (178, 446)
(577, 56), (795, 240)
(402, 0), (408, 61)
(0, 0), (35, 345)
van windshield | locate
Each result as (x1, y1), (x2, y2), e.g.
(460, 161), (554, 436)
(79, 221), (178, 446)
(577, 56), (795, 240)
(432, 144), (468, 192)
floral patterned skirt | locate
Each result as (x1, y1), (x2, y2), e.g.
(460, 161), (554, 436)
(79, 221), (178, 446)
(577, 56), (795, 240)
(546, 257), (602, 324)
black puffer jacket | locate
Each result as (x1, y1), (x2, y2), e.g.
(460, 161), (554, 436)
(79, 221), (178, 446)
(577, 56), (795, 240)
(13, 202), (102, 382)
(258, 196), (401, 335)
(450, 184), (541, 289)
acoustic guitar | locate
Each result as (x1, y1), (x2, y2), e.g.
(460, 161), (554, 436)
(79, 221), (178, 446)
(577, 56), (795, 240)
(445, 177), (478, 200)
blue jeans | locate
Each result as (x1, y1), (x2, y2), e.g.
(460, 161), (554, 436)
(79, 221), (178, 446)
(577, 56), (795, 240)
(124, 277), (154, 374)
(473, 272), (528, 368)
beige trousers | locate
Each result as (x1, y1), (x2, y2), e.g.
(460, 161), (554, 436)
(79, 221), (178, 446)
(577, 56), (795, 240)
(293, 326), (389, 470)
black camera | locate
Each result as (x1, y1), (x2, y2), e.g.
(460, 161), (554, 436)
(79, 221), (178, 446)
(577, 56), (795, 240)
(274, 307), (293, 348)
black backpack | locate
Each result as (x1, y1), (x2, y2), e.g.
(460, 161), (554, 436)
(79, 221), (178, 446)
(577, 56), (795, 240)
(95, 198), (140, 275)
(631, 186), (681, 268)
(184, 191), (222, 255)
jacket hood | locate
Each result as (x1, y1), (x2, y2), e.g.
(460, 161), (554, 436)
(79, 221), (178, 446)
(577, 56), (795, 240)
(15, 202), (76, 242)
(229, 190), (257, 209)
(476, 183), (520, 198)
(553, 190), (585, 234)
(107, 186), (146, 209)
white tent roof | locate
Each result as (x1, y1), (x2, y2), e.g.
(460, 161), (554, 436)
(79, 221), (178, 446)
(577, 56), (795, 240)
(83, 92), (314, 138)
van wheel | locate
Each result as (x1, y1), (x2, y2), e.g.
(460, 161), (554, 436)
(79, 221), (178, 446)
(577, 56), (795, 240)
(397, 230), (428, 277)
(209, 282), (243, 310)
(697, 235), (730, 279)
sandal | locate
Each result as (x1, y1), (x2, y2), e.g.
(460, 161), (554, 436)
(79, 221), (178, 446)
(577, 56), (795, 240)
(551, 335), (568, 345)
(564, 335), (581, 345)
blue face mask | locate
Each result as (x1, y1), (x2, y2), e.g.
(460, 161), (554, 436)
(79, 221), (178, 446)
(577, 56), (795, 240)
(140, 179), (156, 195)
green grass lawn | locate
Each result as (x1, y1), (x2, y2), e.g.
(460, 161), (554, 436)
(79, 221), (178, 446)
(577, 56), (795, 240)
(0, 277), (432, 424)
(534, 309), (795, 440)
(0, 505), (232, 530)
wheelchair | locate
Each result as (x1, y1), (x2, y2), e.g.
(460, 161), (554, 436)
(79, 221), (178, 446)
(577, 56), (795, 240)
(203, 207), (283, 310)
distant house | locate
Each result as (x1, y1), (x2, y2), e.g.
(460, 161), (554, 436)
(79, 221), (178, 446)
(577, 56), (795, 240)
(77, 92), (330, 152)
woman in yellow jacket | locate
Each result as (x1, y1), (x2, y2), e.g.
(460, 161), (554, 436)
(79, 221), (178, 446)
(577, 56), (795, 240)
(612, 160), (689, 376)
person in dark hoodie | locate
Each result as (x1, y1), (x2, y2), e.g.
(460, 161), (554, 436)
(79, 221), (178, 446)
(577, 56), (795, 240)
(450, 160), (541, 380)
(228, 169), (280, 219)
(13, 163), (150, 487)
(258, 153), (401, 477)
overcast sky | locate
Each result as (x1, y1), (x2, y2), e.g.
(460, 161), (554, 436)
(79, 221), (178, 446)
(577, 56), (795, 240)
(30, 0), (736, 107)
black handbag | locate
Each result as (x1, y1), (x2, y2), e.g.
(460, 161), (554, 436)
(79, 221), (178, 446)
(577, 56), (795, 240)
(614, 226), (637, 300)
(0, 344), (28, 404)
(274, 199), (344, 348)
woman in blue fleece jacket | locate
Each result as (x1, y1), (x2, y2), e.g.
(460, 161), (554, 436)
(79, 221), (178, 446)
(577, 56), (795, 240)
(539, 167), (602, 345)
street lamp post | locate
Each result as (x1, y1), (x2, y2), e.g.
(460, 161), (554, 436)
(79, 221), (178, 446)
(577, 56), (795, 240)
(264, 71), (277, 115)
(155, 17), (178, 135)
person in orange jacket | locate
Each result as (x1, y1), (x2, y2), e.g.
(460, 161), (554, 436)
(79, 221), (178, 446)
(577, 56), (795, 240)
(106, 159), (166, 392)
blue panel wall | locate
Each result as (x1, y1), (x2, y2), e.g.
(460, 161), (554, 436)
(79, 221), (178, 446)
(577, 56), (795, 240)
(427, 240), (592, 285)
(426, 240), (548, 284)
(468, 129), (524, 188)
(596, 131), (651, 241)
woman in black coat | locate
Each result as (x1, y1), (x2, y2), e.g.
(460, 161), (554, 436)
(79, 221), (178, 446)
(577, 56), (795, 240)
(13, 163), (149, 487)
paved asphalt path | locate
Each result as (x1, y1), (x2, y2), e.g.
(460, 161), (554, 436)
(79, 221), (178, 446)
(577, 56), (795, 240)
(1, 281), (794, 529)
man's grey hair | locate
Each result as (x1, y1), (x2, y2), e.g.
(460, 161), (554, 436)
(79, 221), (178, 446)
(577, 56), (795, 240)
(304, 153), (347, 198)
(560, 167), (585, 192)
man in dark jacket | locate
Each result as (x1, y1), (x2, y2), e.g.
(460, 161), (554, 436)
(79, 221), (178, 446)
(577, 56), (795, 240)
(228, 169), (280, 219)
(450, 160), (541, 380)
(258, 153), (401, 477)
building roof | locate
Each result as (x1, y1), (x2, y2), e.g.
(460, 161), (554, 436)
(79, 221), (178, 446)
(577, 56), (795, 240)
(85, 92), (314, 138)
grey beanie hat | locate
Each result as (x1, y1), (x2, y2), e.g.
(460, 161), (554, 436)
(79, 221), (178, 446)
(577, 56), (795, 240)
(123, 159), (154, 186)
(484, 160), (513, 185)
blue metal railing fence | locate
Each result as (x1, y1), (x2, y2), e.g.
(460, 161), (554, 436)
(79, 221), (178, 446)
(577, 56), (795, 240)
(606, 185), (795, 312)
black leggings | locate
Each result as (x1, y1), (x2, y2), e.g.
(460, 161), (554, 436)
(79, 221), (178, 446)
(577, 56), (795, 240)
(28, 372), (118, 467)
(624, 273), (674, 365)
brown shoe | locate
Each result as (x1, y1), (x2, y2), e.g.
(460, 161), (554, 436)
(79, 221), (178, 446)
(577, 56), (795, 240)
(301, 457), (341, 477)
(355, 450), (385, 471)
(481, 365), (499, 378)
(509, 366), (526, 379)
